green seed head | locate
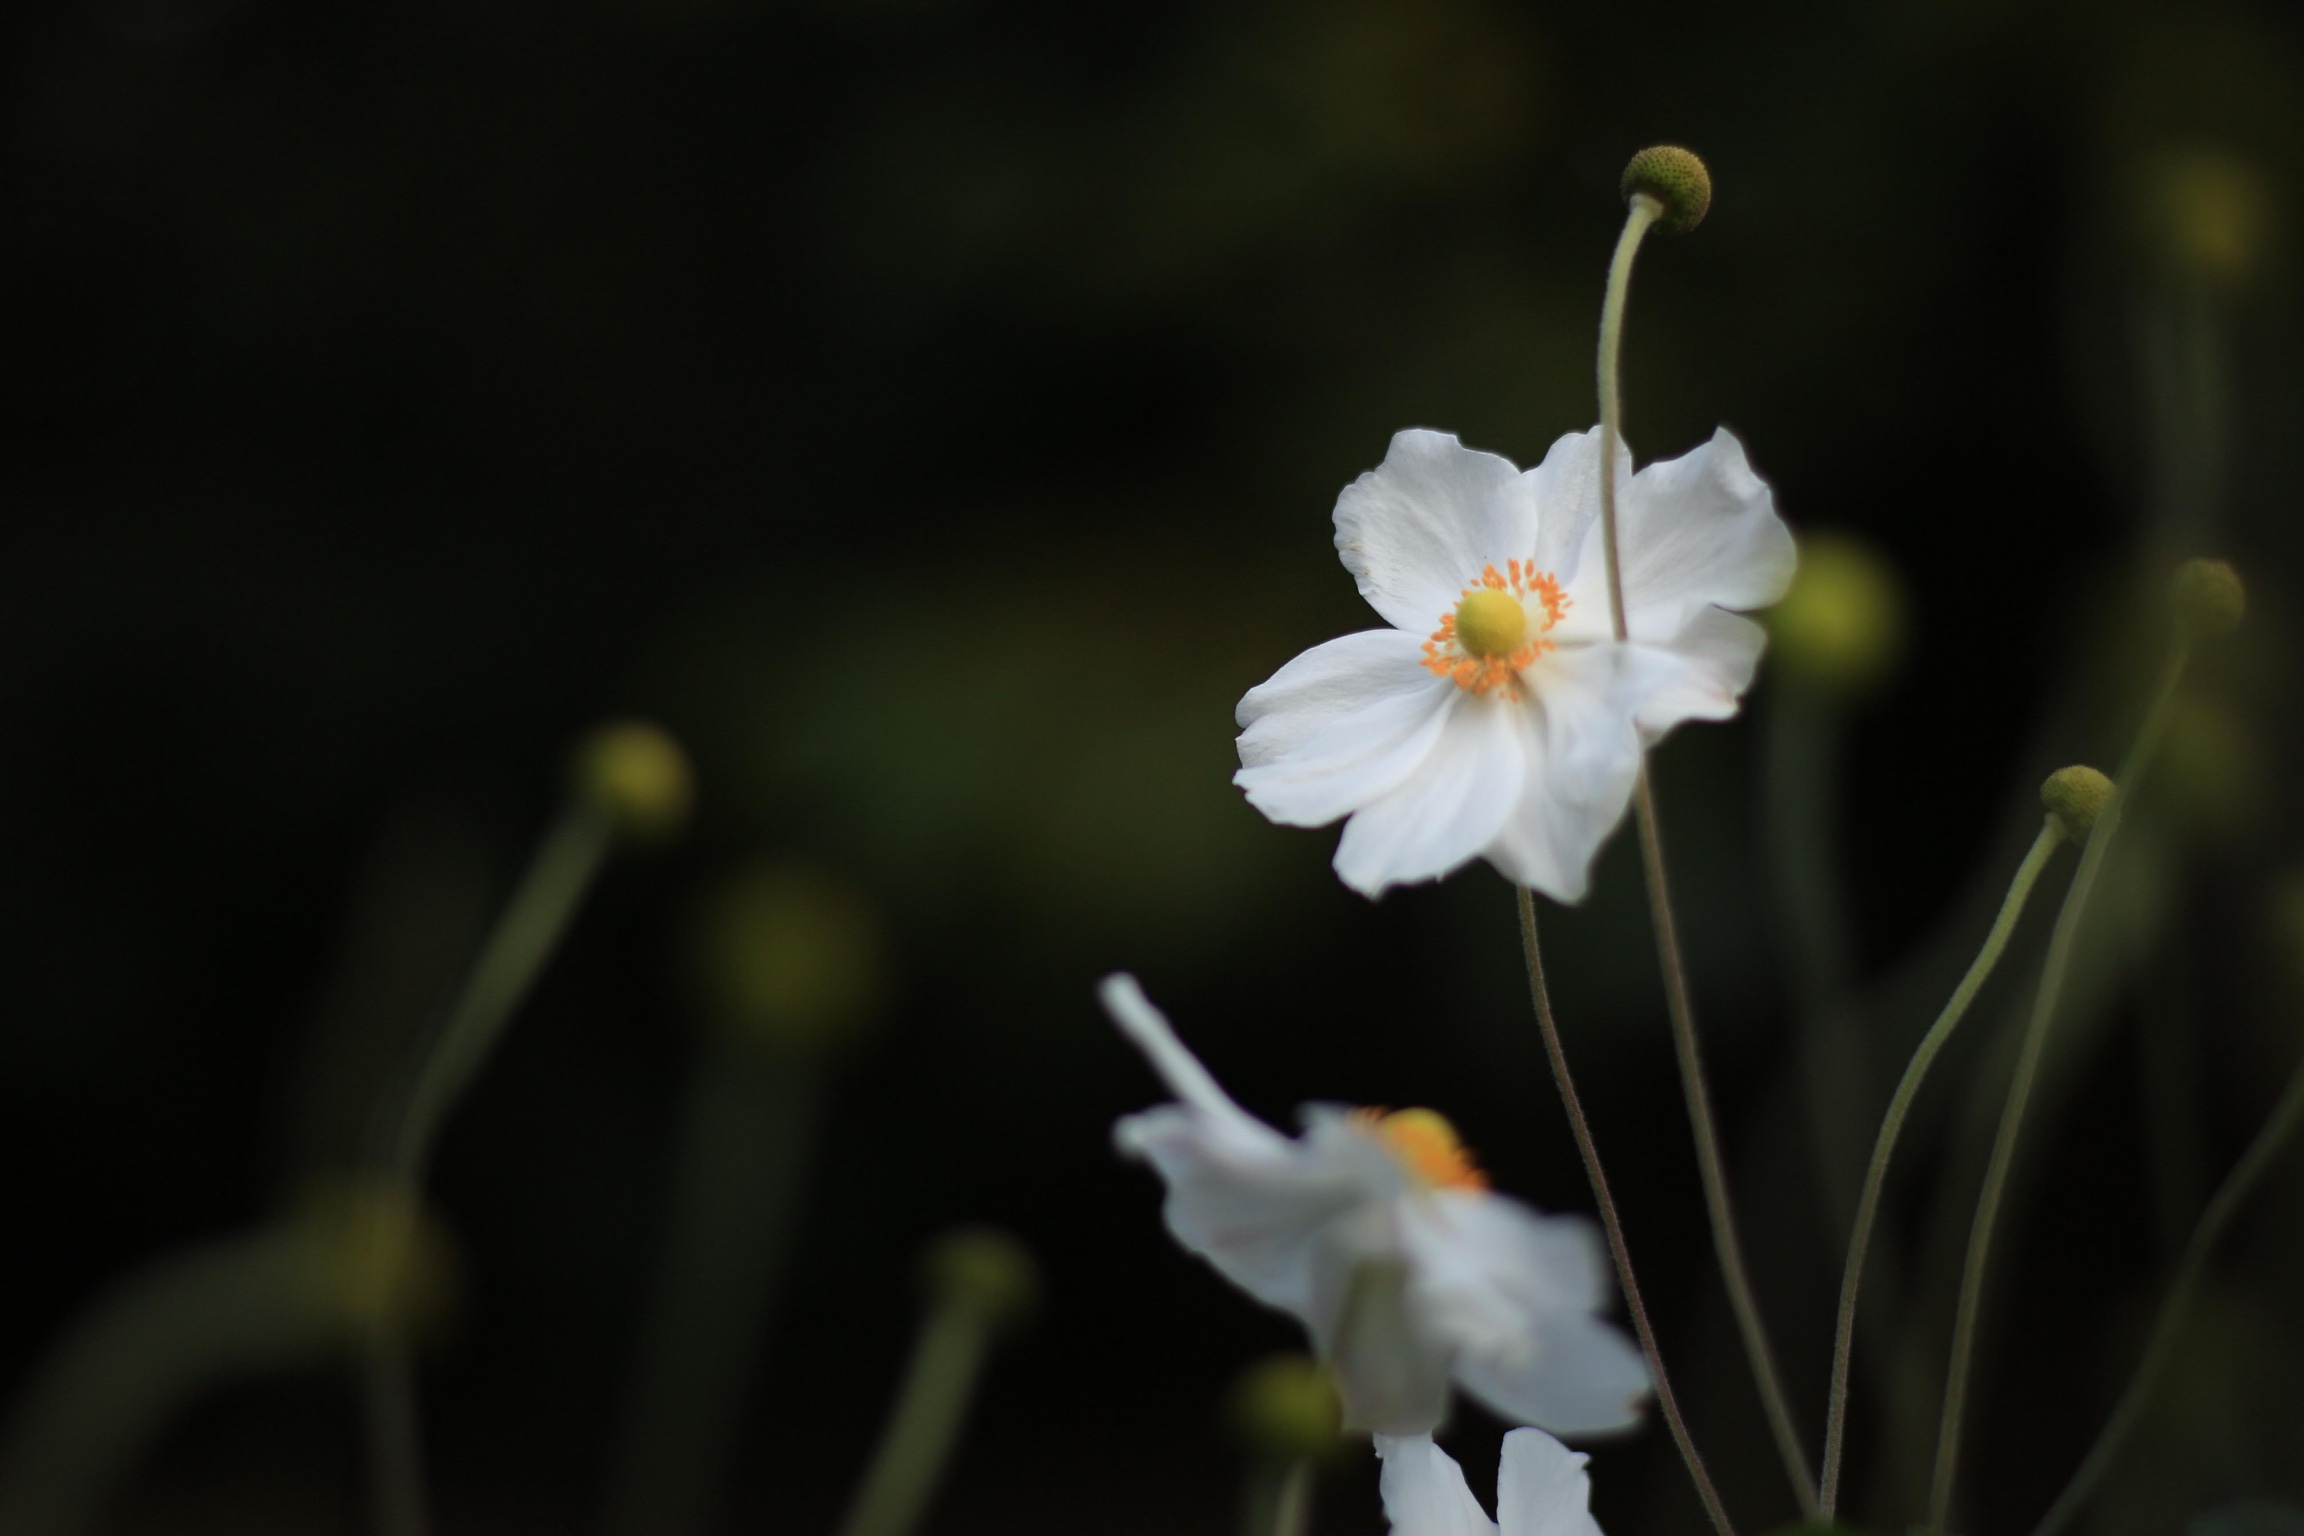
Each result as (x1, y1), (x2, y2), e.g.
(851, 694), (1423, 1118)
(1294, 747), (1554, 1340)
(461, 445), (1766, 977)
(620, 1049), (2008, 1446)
(2041, 765), (2115, 843)
(1227, 1353), (1344, 1462)
(1621, 144), (1713, 234)
(573, 720), (694, 843)
(923, 1225), (1041, 1332)
(2171, 558), (2246, 643)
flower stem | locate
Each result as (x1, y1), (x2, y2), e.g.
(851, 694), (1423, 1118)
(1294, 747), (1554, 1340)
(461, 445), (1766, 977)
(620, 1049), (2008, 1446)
(2027, 1031), (2304, 1536)
(1817, 821), (2069, 1519)
(1596, 194), (1818, 1518)
(834, 1302), (1000, 1536)
(360, 791), (620, 1536)
(1926, 644), (2192, 1535)
(1518, 888), (1736, 1536)
(1597, 194), (1661, 637)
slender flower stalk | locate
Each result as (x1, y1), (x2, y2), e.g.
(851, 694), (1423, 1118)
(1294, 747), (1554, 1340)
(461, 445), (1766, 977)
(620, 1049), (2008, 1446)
(1926, 648), (2193, 1533)
(1598, 162), (1819, 1517)
(361, 721), (691, 1536)
(834, 1229), (1037, 1536)
(1518, 890), (1735, 1536)
(1817, 820), (2070, 1518)
(2028, 1034), (2304, 1536)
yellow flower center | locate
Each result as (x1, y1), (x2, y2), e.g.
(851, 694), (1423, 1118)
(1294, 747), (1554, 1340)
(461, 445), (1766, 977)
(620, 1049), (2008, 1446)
(1350, 1106), (1489, 1191)
(1453, 588), (1528, 657)
(1422, 561), (1569, 697)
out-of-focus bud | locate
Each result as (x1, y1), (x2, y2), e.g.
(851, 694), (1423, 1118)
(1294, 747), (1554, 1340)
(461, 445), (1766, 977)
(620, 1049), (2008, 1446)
(1765, 532), (1907, 697)
(2139, 148), (2273, 291)
(1227, 1352), (1344, 1463)
(2041, 765), (2115, 844)
(2171, 559), (2246, 643)
(574, 720), (695, 844)
(293, 1180), (458, 1337)
(922, 1225), (1040, 1334)
(1621, 145), (1712, 235)
(691, 861), (884, 1058)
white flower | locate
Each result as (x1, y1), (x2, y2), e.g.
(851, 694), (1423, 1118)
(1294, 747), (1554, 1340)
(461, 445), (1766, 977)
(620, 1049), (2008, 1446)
(1100, 973), (1648, 1437)
(1375, 1429), (1605, 1536)
(1235, 427), (1795, 900)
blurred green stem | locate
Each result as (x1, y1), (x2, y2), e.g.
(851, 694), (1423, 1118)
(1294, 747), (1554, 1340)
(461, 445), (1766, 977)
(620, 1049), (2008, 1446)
(1817, 820), (2067, 1519)
(604, 1047), (827, 1536)
(1239, 1458), (1314, 1536)
(1518, 889), (1736, 1536)
(1927, 644), (2191, 1534)
(2028, 1028), (2304, 1536)
(0, 1226), (347, 1536)
(834, 1300), (1001, 1536)
(1598, 190), (1817, 1519)
(361, 791), (619, 1536)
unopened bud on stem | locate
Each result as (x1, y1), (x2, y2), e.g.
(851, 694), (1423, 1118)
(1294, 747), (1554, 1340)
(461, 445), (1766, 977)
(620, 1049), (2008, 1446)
(1227, 1353), (1343, 1463)
(1622, 145), (1712, 234)
(574, 720), (694, 843)
(2171, 558), (2246, 642)
(2042, 765), (2115, 843)
(922, 1226), (1040, 1334)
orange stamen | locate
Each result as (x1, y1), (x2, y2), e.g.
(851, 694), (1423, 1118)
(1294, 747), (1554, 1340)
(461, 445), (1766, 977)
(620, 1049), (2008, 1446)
(1421, 563), (1570, 698)
(1350, 1107), (1490, 1191)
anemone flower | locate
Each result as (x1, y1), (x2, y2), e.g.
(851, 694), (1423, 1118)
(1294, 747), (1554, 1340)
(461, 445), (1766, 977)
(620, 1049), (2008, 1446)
(1235, 427), (1793, 899)
(1375, 1429), (1605, 1536)
(1101, 974), (1647, 1437)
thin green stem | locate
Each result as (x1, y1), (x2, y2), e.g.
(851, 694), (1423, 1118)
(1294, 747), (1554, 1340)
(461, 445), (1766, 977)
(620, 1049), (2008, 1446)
(2029, 1032), (2304, 1536)
(1926, 644), (2192, 1534)
(834, 1305), (998, 1536)
(1817, 822), (2069, 1519)
(1518, 889), (1736, 1536)
(1597, 194), (1660, 643)
(1597, 191), (1817, 1517)
(360, 792), (619, 1536)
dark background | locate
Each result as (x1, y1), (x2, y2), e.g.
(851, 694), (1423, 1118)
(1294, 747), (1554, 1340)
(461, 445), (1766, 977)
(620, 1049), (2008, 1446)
(2, 0), (2302, 1532)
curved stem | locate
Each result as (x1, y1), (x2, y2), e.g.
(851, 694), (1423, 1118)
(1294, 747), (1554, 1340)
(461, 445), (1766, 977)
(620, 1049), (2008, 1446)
(1597, 194), (1660, 643)
(2028, 1032), (2304, 1536)
(1817, 821), (2069, 1518)
(1518, 889), (1737, 1536)
(1927, 644), (2192, 1533)
(1597, 192), (1818, 1517)
(834, 1304), (999, 1536)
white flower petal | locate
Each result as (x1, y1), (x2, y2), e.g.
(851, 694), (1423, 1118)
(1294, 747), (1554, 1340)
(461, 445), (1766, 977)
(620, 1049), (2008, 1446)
(1327, 1258), (1457, 1435)
(1377, 1435), (1501, 1536)
(1479, 649), (1647, 903)
(1455, 1310), (1652, 1437)
(1113, 1103), (1370, 1324)
(1098, 974), (1262, 1130)
(1236, 630), (1458, 828)
(1628, 608), (1768, 743)
(1336, 430), (1540, 634)
(1525, 428), (1626, 593)
(1615, 428), (1795, 643)
(1495, 1429), (1604, 1536)
(1334, 694), (1526, 897)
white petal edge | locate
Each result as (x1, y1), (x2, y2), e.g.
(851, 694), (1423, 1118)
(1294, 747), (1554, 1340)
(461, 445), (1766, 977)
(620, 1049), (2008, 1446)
(1376, 1435), (1501, 1536)
(1454, 1310), (1652, 1437)
(1236, 630), (1459, 829)
(1336, 430), (1542, 635)
(1613, 427), (1795, 643)
(1495, 1429), (1604, 1536)
(1099, 973), (1259, 1130)
(1334, 693), (1525, 897)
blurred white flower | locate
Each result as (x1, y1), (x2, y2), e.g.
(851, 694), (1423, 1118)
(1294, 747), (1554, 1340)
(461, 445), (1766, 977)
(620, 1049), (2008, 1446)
(1100, 974), (1648, 1437)
(1235, 427), (1794, 900)
(1375, 1428), (1605, 1536)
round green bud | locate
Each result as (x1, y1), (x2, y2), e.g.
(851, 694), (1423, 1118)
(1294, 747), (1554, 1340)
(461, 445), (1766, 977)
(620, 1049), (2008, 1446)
(1621, 145), (1712, 234)
(1765, 532), (1908, 697)
(2139, 148), (2272, 290)
(2171, 558), (2246, 642)
(292, 1179), (458, 1336)
(2041, 765), (2115, 843)
(1226, 1352), (1343, 1462)
(690, 862), (885, 1058)
(573, 720), (695, 843)
(922, 1225), (1040, 1332)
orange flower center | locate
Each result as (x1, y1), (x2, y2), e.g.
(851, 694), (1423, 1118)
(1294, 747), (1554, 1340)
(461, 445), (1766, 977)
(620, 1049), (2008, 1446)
(1421, 561), (1569, 697)
(1349, 1107), (1490, 1191)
